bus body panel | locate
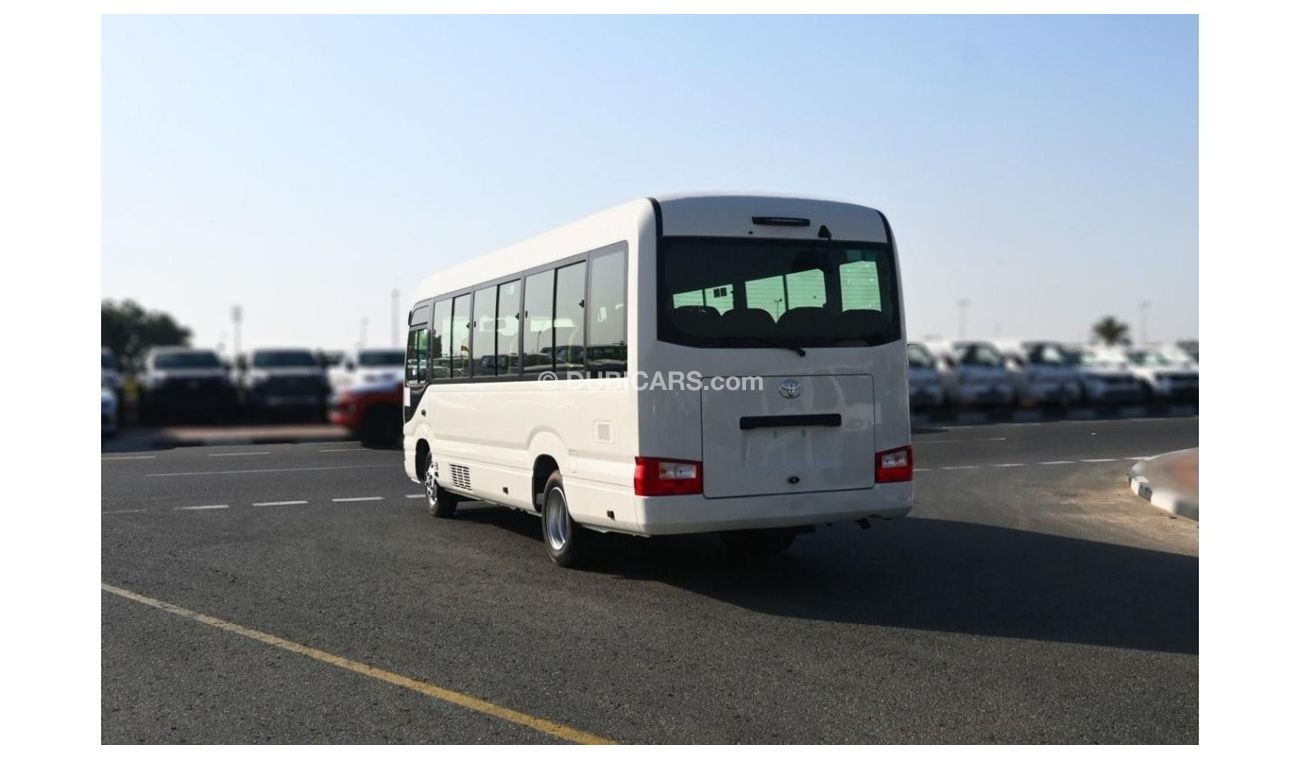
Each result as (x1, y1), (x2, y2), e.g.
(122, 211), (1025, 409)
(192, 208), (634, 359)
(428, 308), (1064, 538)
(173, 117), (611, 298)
(404, 199), (652, 534)
(655, 193), (889, 243)
(700, 373), (876, 498)
(634, 196), (912, 532)
(636, 482), (913, 535)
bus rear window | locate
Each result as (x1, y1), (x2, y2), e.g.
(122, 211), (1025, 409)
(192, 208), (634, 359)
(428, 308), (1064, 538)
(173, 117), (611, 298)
(658, 238), (900, 348)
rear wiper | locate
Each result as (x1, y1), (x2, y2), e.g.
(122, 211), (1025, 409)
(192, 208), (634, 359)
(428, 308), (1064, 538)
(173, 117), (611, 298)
(748, 337), (806, 357)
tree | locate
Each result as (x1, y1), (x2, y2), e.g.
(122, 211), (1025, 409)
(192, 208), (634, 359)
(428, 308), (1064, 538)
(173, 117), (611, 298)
(1091, 316), (1131, 347)
(102, 299), (192, 369)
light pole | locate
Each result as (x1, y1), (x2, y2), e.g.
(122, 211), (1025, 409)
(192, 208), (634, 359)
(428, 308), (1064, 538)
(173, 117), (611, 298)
(359, 317), (368, 351)
(957, 298), (970, 340)
(231, 305), (242, 359)
(1139, 300), (1151, 346)
(391, 289), (400, 348)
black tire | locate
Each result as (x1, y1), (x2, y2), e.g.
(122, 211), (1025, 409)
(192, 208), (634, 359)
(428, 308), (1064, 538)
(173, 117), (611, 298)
(720, 528), (798, 558)
(424, 462), (459, 518)
(541, 471), (592, 568)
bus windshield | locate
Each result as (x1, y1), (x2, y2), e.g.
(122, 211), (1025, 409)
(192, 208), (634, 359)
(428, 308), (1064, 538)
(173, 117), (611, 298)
(658, 238), (901, 349)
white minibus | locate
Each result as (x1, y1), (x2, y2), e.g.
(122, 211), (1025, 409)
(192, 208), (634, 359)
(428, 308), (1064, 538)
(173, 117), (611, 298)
(403, 194), (913, 566)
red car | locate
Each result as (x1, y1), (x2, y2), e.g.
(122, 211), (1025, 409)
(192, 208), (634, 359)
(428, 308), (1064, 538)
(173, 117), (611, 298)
(329, 378), (403, 444)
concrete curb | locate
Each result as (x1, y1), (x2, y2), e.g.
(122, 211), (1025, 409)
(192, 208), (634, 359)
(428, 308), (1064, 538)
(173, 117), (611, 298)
(912, 403), (1196, 429)
(1128, 450), (1199, 521)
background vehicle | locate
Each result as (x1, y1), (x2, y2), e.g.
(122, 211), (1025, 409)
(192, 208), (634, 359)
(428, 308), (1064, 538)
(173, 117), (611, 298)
(1160, 341), (1199, 368)
(101, 348), (123, 400)
(998, 340), (1081, 408)
(239, 348), (329, 421)
(101, 386), (119, 436)
(907, 342), (945, 408)
(930, 340), (1016, 408)
(1123, 347), (1199, 404)
(327, 348), (406, 393)
(138, 347), (237, 424)
(329, 375), (403, 445)
(1067, 347), (1147, 406)
(403, 194), (913, 566)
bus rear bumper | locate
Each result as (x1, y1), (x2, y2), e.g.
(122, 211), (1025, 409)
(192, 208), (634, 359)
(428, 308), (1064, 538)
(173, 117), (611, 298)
(634, 483), (913, 536)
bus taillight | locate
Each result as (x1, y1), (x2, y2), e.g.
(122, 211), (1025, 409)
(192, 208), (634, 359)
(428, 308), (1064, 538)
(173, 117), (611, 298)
(634, 457), (704, 496)
(875, 446), (913, 483)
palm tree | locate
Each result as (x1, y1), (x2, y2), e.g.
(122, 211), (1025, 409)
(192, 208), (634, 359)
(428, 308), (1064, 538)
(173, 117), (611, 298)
(1092, 316), (1131, 347)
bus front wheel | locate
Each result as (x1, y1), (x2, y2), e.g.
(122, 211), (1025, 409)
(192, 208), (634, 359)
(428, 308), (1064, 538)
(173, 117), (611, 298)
(424, 466), (459, 518)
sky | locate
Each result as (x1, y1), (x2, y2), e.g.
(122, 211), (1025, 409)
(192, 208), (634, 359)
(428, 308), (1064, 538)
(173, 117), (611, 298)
(102, 14), (1197, 352)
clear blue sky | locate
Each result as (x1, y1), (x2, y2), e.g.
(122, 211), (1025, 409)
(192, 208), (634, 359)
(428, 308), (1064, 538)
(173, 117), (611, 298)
(102, 14), (1197, 352)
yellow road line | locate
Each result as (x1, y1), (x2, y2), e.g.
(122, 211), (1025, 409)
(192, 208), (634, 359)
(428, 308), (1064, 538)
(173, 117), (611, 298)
(101, 582), (616, 745)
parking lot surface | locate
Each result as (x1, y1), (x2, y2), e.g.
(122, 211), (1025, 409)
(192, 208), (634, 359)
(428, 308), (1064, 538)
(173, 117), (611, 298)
(102, 416), (1198, 743)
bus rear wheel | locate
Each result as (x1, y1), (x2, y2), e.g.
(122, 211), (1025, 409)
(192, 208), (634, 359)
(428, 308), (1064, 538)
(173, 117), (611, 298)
(424, 465), (459, 518)
(541, 471), (592, 568)
(720, 528), (798, 558)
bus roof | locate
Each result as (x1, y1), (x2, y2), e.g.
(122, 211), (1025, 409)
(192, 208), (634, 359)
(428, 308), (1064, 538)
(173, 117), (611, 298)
(414, 193), (889, 305)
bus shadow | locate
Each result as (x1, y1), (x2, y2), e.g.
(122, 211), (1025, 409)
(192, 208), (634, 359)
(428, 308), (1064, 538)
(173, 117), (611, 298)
(453, 508), (1197, 654)
(600, 517), (1197, 655)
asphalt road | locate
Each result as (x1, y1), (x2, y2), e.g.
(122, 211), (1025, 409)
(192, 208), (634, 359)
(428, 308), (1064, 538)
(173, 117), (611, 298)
(102, 416), (1199, 744)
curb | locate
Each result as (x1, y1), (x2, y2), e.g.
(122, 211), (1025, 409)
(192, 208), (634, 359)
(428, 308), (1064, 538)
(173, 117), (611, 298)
(912, 403), (1196, 429)
(1127, 451), (1199, 521)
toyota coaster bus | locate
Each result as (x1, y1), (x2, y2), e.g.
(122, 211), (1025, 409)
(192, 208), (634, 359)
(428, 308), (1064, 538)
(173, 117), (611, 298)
(403, 193), (913, 566)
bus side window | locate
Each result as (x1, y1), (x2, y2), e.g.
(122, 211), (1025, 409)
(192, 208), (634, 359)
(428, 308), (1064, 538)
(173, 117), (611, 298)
(523, 269), (555, 374)
(554, 262), (586, 376)
(405, 327), (429, 385)
(497, 280), (522, 374)
(450, 293), (472, 378)
(431, 299), (450, 379)
(472, 285), (497, 376)
(587, 247), (627, 377)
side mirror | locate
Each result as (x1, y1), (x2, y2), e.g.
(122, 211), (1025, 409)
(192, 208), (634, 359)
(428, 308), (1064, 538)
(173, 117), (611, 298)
(345, 360), (356, 371)
(236, 356), (248, 371)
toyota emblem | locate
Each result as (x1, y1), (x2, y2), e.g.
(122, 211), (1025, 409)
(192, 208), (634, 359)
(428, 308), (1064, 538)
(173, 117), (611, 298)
(778, 379), (803, 400)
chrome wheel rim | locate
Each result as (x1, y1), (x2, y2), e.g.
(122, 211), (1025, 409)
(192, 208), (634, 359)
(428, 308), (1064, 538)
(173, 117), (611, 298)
(425, 468), (437, 508)
(543, 489), (570, 552)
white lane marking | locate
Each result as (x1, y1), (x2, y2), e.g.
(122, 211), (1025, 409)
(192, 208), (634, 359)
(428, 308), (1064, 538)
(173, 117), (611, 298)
(102, 455), (157, 461)
(253, 500), (309, 507)
(913, 468), (932, 473)
(175, 504), (229, 511)
(917, 436), (1008, 444)
(940, 465), (980, 471)
(332, 496), (383, 503)
(406, 494), (425, 499)
(1081, 458), (1118, 463)
(103, 508), (147, 514)
(992, 463), (1025, 468)
(1038, 460), (1075, 465)
(209, 451), (271, 457)
(147, 464), (391, 478)
(319, 448), (364, 453)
